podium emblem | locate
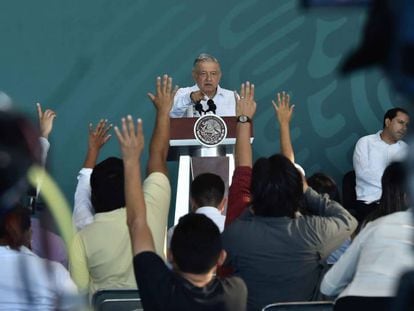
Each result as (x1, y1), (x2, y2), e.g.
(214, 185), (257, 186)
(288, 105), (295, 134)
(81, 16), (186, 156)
(194, 114), (227, 147)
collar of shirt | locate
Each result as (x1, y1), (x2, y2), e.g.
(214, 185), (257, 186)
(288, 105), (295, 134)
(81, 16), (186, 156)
(195, 206), (223, 216)
(192, 84), (225, 99)
(376, 130), (405, 146)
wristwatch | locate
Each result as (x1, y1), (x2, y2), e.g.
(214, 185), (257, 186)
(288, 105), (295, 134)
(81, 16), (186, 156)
(237, 115), (251, 123)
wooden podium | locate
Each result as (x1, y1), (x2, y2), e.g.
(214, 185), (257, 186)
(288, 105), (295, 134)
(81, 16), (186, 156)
(168, 117), (253, 225)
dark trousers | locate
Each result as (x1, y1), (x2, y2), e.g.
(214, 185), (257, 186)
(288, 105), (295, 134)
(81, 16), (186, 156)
(354, 200), (379, 223)
(334, 296), (394, 311)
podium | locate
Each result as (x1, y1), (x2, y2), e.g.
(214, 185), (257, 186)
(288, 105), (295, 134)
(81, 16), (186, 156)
(168, 117), (253, 225)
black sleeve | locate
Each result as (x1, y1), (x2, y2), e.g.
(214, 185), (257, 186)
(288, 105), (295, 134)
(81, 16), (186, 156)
(133, 251), (172, 310)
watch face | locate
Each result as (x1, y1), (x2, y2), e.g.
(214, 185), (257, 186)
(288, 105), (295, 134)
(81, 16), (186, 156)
(238, 115), (248, 123)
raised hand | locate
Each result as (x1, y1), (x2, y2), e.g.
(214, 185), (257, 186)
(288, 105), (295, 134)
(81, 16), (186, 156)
(235, 81), (256, 119)
(88, 119), (112, 152)
(37, 103), (56, 139)
(114, 115), (145, 162)
(147, 74), (178, 114)
(272, 91), (294, 125)
(190, 90), (206, 103)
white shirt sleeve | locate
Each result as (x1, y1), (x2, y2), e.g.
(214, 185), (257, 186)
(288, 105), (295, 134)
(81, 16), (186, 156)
(320, 226), (364, 297)
(72, 168), (94, 231)
(39, 137), (50, 167)
(170, 87), (195, 117)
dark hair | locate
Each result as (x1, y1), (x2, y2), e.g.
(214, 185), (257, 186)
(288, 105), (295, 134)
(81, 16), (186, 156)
(0, 111), (40, 212)
(307, 173), (341, 203)
(366, 162), (408, 222)
(170, 213), (222, 274)
(251, 154), (304, 218)
(91, 157), (125, 213)
(0, 205), (31, 250)
(190, 173), (225, 208)
(383, 107), (409, 128)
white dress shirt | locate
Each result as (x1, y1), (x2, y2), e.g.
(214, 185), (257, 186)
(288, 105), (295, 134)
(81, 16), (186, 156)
(170, 84), (236, 117)
(353, 131), (407, 203)
(0, 246), (78, 310)
(320, 210), (414, 298)
(72, 168), (94, 231)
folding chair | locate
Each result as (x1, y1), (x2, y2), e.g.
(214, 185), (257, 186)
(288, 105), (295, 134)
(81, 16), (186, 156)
(262, 301), (334, 311)
(92, 289), (142, 311)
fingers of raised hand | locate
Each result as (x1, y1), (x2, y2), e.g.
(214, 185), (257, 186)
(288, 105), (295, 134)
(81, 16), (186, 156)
(44, 109), (56, 119)
(272, 100), (279, 111)
(239, 83), (245, 99)
(36, 103), (43, 118)
(156, 76), (162, 95)
(127, 115), (136, 137)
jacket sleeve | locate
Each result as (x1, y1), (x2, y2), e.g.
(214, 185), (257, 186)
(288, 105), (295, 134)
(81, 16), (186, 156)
(225, 166), (252, 226)
(304, 187), (358, 258)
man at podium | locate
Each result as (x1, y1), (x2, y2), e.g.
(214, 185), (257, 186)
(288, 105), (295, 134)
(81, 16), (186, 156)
(170, 53), (236, 118)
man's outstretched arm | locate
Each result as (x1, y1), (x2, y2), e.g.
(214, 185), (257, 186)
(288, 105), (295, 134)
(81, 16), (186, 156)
(146, 75), (178, 176)
(115, 116), (154, 255)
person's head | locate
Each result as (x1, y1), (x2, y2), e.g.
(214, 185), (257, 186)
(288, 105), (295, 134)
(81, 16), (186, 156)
(378, 161), (408, 215)
(307, 173), (341, 203)
(190, 173), (226, 212)
(0, 111), (41, 213)
(251, 154), (304, 218)
(169, 213), (225, 274)
(0, 205), (31, 250)
(192, 53), (222, 98)
(382, 108), (409, 143)
(91, 157), (125, 213)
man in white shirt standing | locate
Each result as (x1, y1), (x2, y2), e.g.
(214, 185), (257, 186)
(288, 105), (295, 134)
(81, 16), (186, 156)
(353, 107), (409, 221)
(170, 53), (236, 117)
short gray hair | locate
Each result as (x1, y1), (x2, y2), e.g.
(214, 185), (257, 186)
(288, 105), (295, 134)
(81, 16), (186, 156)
(193, 53), (219, 68)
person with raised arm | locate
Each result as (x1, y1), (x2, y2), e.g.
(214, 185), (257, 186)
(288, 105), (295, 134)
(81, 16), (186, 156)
(114, 75), (247, 311)
(222, 84), (357, 310)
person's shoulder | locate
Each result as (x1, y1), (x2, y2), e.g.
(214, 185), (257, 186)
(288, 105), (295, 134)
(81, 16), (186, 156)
(220, 275), (246, 288)
(218, 276), (248, 301)
(357, 132), (378, 143)
(175, 85), (199, 95)
(217, 86), (235, 96)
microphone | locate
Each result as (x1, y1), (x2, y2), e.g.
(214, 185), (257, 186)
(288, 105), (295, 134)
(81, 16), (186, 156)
(194, 102), (204, 116)
(205, 99), (216, 114)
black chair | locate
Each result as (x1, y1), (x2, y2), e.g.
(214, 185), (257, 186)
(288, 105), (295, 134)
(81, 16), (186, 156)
(262, 301), (334, 311)
(334, 296), (394, 311)
(342, 170), (356, 214)
(92, 289), (142, 311)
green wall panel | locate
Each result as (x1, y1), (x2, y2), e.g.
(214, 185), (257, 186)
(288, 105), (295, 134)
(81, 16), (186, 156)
(0, 0), (410, 215)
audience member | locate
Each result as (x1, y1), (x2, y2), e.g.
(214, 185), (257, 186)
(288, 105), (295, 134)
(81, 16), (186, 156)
(320, 162), (413, 310)
(114, 75), (247, 310)
(30, 103), (68, 267)
(70, 155), (137, 297)
(307, 173), (351, 265)
(0, 110), (77, 310)
(364, 162), (408, 224)
(353, 107), (409, 221)
(307, 173), (341, 203)
(222, 84), (357, 310)
(70, 76), (173, 296)
(167, 172), (226, 247)
(170, 53), (236, 117)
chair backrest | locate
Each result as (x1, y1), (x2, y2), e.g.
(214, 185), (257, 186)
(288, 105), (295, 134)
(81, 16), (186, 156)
(342, 170), (356, 212)
(262, 301), (334, 311)
(92, 289), (142, 311)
